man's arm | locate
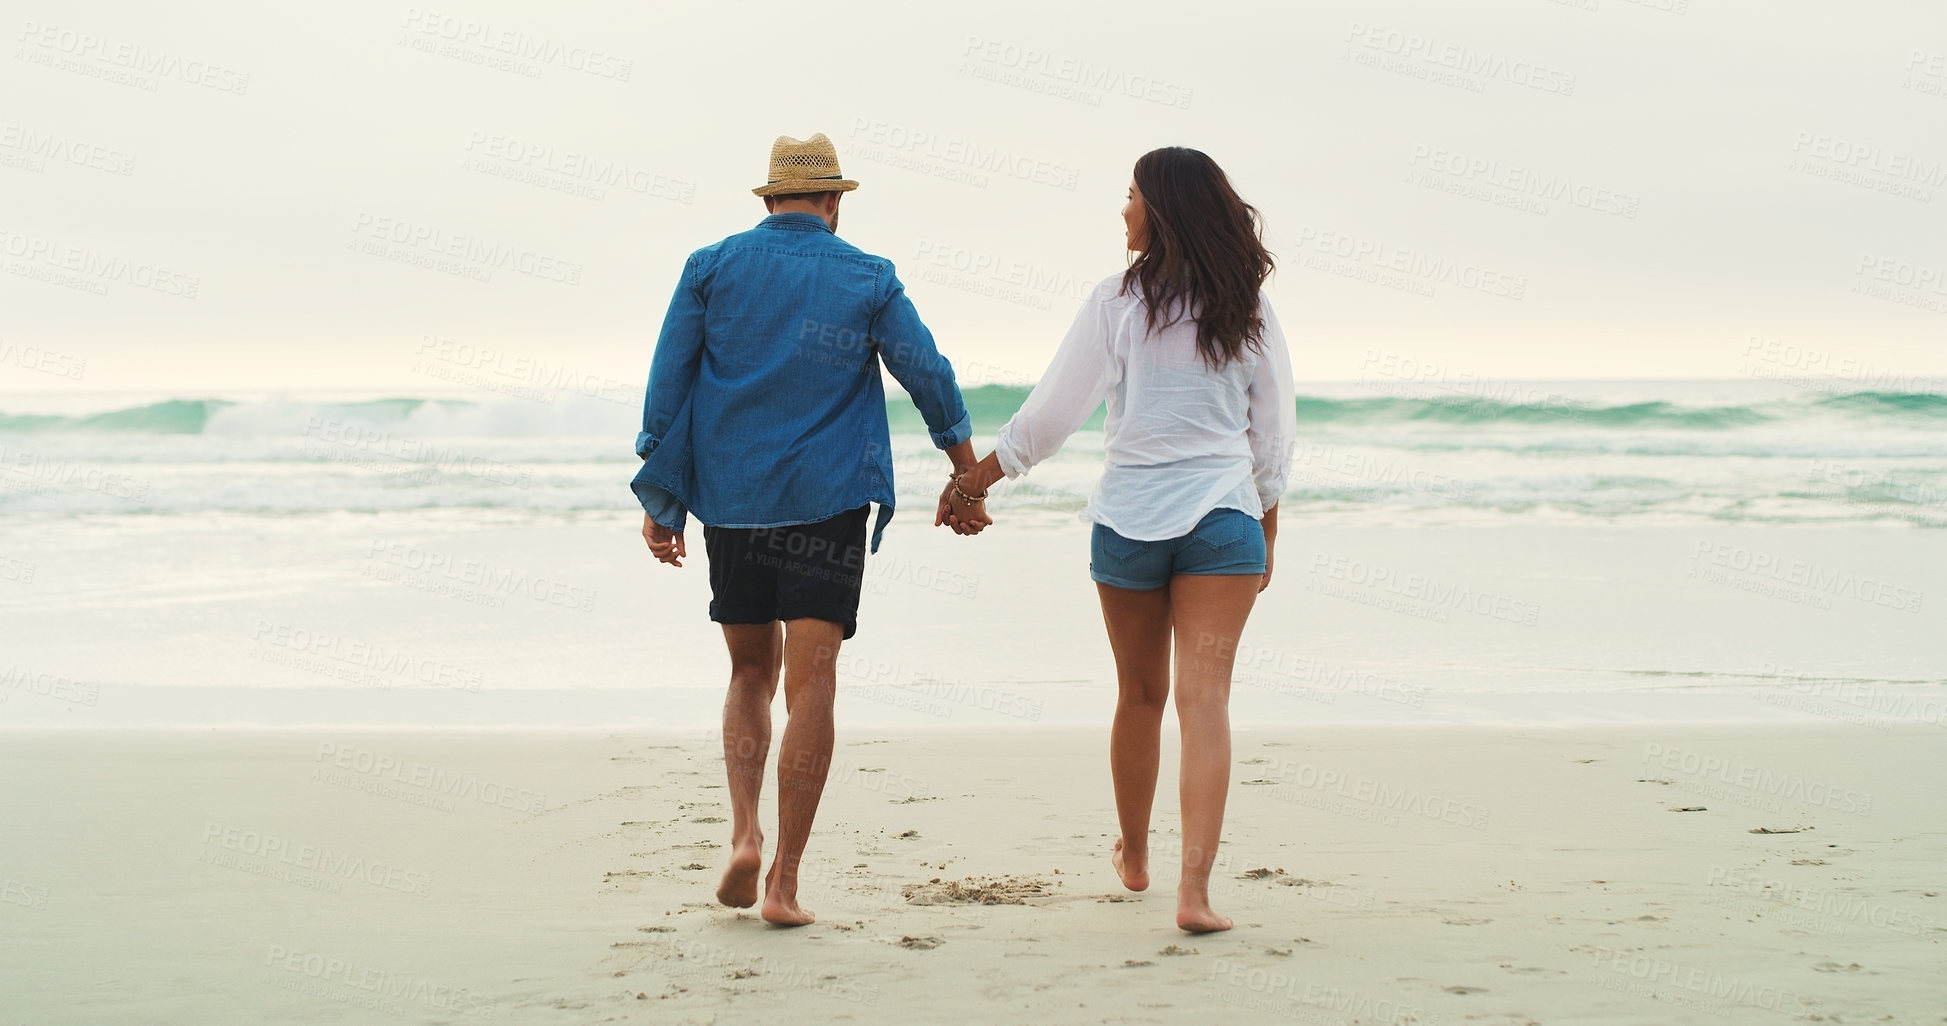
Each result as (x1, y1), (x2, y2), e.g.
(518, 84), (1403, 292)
(636, 255), (705, 562)
(870, 268), (973, 455)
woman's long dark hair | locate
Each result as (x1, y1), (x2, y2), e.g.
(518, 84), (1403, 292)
(1120, 147), (1275, 368)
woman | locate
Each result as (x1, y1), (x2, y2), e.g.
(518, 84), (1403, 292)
(942, 147), (1295, 933)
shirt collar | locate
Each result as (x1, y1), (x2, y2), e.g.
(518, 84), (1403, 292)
(758, 212), (834, 235)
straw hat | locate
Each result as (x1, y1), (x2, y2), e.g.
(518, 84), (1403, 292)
(752, 133), (860, 196)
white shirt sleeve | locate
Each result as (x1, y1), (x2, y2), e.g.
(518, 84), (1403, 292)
(1246, 295), (1297, 509)
(995, 285), (1122, 479)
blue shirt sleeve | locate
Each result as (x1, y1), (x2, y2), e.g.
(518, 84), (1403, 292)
(869, 265), (972, 449)
(633, 255), (705, 529)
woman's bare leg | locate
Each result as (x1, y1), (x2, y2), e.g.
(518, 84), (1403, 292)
(1168, 573), (1259, 933)
(1096, 583), (1173, 891)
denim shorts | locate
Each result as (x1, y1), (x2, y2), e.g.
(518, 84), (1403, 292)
(1089, 508), (1267, 591)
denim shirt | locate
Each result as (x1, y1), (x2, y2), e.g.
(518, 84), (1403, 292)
(632, 213), (972, 552)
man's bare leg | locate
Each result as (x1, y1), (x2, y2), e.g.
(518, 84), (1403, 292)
(761, 617), (843, 926)
(1097, 583), (1174, 892)
(1168, 573), (1259, 934)
(717, 623), (783, 908)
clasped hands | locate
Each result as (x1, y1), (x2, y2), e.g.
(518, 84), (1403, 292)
(935, 466), (995, 536)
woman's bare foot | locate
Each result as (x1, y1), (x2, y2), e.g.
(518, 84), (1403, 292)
(715, 835), (763, 908)
(1111, 837), (1150, 892)
(1176, 888), (1233, 934)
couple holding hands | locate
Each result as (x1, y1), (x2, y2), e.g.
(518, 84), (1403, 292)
(633, 133), (1294, 933)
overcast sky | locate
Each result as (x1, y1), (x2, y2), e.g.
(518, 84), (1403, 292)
(2, 0), (1944, 396)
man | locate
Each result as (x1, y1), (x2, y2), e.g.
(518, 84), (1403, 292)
(633, 132), (988, 926)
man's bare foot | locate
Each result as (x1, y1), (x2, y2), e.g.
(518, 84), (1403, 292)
(715, 836), (762, 908)
(1176, 890), (1233, 934)
(759, 888), (815, 926)
(1111, 837), (1149, 892)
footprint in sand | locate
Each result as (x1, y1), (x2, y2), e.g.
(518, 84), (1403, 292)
(898, 936), (944, 950)
(1444, 985), (1488, 995)
(902, 875), (1052, 905)
(1122, 959), (1155, 968)
(1811, 961), (1863, 973)
(1441, 916), (1491, 926)
(1159, 945), (1197, 956)
(691, 816), (725, 824)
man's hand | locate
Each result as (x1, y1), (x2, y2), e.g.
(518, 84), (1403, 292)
(937, 476), (993, 535)
(643, 513), (687, 567)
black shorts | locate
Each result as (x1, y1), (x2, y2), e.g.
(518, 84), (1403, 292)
(703, 506), (870, 640)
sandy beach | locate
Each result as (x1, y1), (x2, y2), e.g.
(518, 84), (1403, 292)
(4, 723), (1940, 1024)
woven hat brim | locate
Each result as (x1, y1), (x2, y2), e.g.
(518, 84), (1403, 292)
(752, 179), (859, 197)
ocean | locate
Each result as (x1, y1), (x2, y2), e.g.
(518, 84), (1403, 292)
(1, 378), (1942, 731)
(2, 380), (1943, 527)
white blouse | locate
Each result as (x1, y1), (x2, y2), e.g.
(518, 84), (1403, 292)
(994, 275), (1297, 541)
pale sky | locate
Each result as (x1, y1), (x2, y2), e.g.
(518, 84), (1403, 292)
(2, 0), (1944, 396)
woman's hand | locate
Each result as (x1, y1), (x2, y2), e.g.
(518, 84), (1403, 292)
(1258, 503), (1278, 593)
